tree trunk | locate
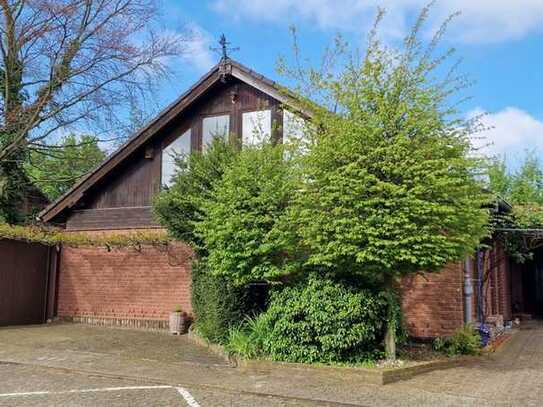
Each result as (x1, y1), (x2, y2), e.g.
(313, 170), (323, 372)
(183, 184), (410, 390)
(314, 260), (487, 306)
(384, 316), (396, 361)
(384, 274), (397, 361)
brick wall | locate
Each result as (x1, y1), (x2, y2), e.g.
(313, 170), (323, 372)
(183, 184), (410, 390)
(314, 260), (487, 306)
(57, 237), (193, 326)
(401, 263), (464, 338)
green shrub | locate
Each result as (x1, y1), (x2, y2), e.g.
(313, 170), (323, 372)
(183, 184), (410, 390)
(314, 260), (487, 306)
(225, 316), (270, 359)
(153, 138), (238, 251)
(433, 325), (481, 356)
(191, 260), (249, 344)
(195, 143), (300, 285)
(254, 274), (392, 364)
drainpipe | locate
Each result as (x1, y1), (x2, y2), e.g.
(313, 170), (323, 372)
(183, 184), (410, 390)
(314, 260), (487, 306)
(464, 255), (474, 324)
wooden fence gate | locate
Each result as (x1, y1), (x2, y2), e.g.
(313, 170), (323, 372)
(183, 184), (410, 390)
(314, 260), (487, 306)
(0, 239), (58, 326)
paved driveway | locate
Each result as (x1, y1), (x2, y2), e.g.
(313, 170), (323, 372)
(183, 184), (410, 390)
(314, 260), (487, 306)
(0, 322), (541, 406)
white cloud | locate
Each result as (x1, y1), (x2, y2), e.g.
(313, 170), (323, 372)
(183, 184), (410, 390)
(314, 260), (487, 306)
(183, 24), (216, 73)
(469, 107), (543, 164)
(211, 0), (543, 44)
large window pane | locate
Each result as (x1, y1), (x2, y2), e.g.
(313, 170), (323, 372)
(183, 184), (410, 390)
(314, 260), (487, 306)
(242, 110), (271, 145)
(162, 129), (191, 187)
(202, 115), (230, 151)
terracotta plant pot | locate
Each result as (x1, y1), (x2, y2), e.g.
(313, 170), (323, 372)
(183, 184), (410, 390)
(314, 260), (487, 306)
(169, 311), (186, 335)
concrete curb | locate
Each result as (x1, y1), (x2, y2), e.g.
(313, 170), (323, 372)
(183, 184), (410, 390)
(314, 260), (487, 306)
(232, 356), (476, 385)
(181, 328), (517, 385)
(185, 330), (236, 366)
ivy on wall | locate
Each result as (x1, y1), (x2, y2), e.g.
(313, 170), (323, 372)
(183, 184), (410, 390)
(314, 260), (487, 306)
(0, 223), (173, 249)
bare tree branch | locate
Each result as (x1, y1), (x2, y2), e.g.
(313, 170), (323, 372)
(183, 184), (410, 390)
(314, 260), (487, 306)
(0, 0), (189, 164)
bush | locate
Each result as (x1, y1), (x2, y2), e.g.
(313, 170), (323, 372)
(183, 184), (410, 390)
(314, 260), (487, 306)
(225, 316), (270, 359)
(153, 138), (238, 250)
(433, 325), (481, 356)
(191, 260), (249, 344)
(195, 143), (299, 285)
(251, 274), (392, 364)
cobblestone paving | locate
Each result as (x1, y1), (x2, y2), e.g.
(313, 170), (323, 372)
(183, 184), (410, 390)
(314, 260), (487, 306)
(0, 322), (542, 406)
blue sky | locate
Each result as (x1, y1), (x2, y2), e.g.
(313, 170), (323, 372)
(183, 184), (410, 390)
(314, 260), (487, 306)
(157, 1), (543, 170)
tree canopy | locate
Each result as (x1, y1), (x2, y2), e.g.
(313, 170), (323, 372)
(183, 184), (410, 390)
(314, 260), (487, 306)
(194, 144), (299, 285)
(284, 8), (491, 283)
(280, 7), (491, 359)
(488, 152), (543, 206)
(25, 134), (106, 201)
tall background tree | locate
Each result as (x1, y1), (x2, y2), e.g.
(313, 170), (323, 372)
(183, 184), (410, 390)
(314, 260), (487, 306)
(0, 0), (190, 221)
(25, 134), (105, 200)
(488, 152), (543, 206)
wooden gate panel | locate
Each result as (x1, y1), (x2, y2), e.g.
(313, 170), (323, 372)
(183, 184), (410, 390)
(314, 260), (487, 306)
(0, 239), (52, 326)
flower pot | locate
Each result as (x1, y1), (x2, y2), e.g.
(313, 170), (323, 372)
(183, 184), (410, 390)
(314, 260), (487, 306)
(169, 311), (186, 335)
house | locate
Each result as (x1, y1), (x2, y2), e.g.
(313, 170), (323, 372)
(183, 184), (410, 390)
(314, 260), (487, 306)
(39, 57), (520, 336)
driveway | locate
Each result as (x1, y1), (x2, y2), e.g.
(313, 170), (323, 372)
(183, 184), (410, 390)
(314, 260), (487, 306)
(0, 322), (541, 406)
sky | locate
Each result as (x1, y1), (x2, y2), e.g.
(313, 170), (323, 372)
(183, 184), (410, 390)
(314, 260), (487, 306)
(156, 0), (543, 171)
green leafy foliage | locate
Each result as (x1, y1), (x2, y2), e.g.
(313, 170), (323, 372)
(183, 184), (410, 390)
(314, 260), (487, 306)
(244, 274), (394, 364)
(488, 153), (543, 206)
(25, 134), (106, 201)
(225, 316), (270, 359)
(153, 139), (238, 250)
(191, 259), (249, 344)
(195, 144), (299, 285)
(433, 325), (481, 356)
(285, 31), (490, 282)
(0, 160), (27, 223)
(487, 154), (543, 262)
(278, 7), (491, 359)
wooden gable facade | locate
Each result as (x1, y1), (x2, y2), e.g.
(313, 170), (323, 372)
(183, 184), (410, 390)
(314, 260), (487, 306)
(40, 59), (306, 231)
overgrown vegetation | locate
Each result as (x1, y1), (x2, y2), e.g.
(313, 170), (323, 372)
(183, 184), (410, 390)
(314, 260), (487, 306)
(433, 325), (482, 356)
(191, 259), (250, 344)
(154, 5), (493, 364)
(0, 223), (171, 248)
(194, 144), (300, 285)
(154, 139), (238, 249)
(488, 153), (543, 262)
(279, 6), (491, 359)
(227, 274), (404, 363)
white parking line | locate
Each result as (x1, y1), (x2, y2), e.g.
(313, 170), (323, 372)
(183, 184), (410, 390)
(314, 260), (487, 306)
(176, 387), (202, 407)
(0, 385), (201, 406)
(0, 385), (172, 397)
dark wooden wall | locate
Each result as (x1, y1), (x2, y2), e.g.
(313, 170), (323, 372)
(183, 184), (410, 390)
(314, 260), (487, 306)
(65, 78), (282, 231)
(0, 239), (58, 326)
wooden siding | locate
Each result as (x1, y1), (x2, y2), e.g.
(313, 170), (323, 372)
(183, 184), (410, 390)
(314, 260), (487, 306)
(64, 79), (281, 230)
(66, 207), (158, 231)
(87, 148), (160, 209)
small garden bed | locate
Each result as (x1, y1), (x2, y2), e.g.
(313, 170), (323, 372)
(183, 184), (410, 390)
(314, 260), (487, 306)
(231, 352), (475, 385)
(188, 325), (520, 386)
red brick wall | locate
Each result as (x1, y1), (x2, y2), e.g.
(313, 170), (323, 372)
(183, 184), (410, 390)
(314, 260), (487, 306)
(401, 263), (464, 338)
(477, 244), (512, 323)
(496, 245), (512, 322)
(57, 240), (193, 323)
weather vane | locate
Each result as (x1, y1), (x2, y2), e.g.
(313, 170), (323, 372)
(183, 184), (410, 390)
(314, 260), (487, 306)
(211, 34), (239, 60)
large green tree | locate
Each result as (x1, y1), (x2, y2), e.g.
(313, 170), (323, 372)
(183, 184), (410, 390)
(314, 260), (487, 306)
(153, 138), (238, 249)
(194, 143), (299, 285)
(25, 134), (106, 201)
(283, 8), (491, 359)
